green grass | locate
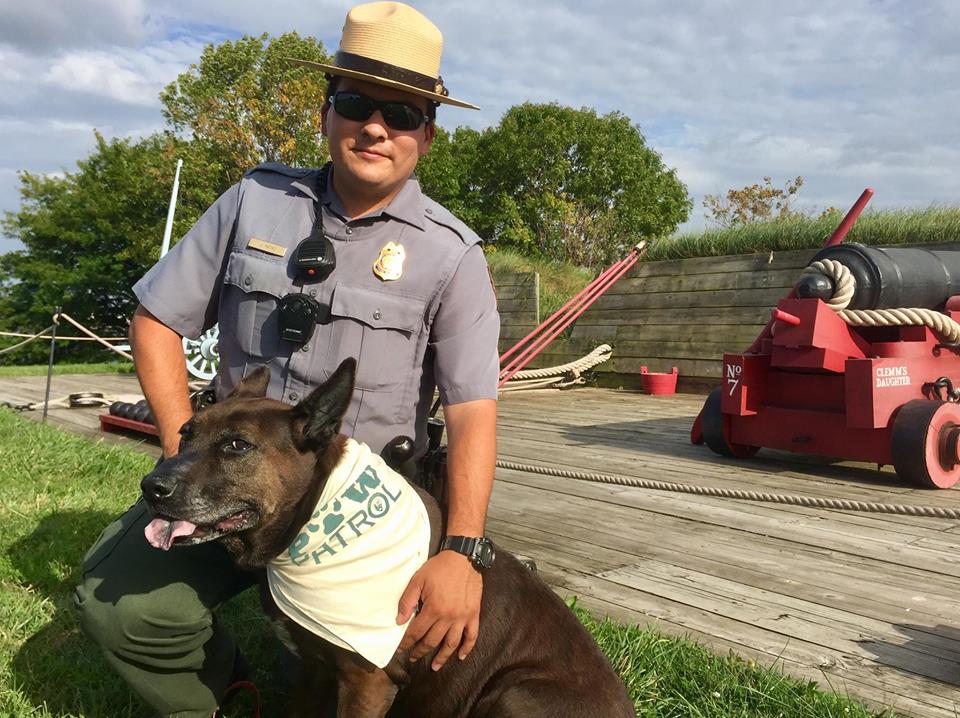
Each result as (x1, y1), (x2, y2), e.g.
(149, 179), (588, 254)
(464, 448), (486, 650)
(0, 408), (895, 717)
(649, 206), (960, 262)
(486, 246), (593, 321)
(0, 362), (135, 377)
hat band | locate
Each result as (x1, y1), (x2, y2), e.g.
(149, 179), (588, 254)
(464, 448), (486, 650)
(333, 51), (442, 95)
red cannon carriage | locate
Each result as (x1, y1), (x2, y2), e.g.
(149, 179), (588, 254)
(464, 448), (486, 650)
(692, 193), (960, 489)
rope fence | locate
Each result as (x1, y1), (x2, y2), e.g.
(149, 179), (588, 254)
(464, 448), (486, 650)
(496, 459), (960, 519)
(0, 312), (132, 360)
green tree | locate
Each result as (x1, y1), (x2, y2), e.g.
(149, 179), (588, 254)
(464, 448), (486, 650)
(1, 33), (332, 362)
(415, 124), (482, 224)
(703, 176), (805, 228)
(160, 31), (331, 188)
(0, 133), (202, 362)
(466, 103), (691, 266)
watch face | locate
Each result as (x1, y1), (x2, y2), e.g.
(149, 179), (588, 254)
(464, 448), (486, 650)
(473, 539), (496, 570)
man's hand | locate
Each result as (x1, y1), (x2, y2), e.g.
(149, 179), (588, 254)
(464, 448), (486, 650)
(396, 550), (482, 671)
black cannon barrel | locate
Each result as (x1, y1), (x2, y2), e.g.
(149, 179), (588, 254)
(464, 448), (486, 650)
(797, 243), (960, 310)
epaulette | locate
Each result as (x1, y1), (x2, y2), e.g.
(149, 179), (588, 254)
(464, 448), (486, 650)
(422, 197), (483, 247)
(243, 162), (313, 179)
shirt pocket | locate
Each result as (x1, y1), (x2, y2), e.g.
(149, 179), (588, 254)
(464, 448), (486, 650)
(327, 283), (425, 392)
(221, 251), (291, 359)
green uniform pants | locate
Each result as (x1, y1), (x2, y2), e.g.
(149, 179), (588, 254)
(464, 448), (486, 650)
(74, 501), (258, 718)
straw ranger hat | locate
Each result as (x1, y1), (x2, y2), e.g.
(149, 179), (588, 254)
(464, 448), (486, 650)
(290, 1), (478, 110)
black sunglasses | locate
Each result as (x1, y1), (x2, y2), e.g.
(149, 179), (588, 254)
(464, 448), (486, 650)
(329, 91), (429, 131)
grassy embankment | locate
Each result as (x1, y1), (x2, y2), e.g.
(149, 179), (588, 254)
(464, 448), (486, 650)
(648, 206), (960, 261)
(0, 408), (895, 717)
(487, 207), (960, 315)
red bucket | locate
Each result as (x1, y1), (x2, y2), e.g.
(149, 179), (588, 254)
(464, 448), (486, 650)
(640, 366), (678, 395)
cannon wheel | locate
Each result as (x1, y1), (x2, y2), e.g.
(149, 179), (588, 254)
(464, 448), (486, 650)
(701, 388), (759, 459)
(182, 326), (220, 382)
(891, 399), (960, 489)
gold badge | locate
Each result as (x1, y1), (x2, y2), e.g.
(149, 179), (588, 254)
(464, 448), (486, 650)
(373, 242), (405, 281)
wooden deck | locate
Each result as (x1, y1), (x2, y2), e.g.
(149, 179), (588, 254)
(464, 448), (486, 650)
(5, 373), (960, 717)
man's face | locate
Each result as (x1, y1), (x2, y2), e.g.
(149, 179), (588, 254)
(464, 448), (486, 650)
(322, 78), (435, 206)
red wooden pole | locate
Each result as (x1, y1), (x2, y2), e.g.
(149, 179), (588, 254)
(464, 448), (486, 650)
(498, 251), (636, 366)
(499, 245), (644, 386)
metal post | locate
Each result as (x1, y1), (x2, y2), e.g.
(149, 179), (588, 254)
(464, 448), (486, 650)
(160, 159), (183, 258)
(42, 307), (60, 423)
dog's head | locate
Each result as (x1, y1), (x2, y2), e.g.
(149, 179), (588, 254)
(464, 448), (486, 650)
(140, 358), (356, 568)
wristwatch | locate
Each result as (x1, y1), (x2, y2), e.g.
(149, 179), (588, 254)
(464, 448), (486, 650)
(441, 536), (496, 571)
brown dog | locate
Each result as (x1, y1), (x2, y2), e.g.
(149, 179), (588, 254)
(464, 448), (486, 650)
(140, 359), (635, 718)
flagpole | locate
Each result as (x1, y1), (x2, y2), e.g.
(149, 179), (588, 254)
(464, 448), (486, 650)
(160, 158), (183, 258)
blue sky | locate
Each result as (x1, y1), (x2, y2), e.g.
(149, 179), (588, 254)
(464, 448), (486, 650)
(1, 0), (959, 255)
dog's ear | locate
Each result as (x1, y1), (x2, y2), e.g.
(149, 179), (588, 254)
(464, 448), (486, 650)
(228, 366), (271, 400)
(293, 358), (356, 449)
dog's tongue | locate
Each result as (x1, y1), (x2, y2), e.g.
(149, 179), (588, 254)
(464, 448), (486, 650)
(144, 517), (198, 551)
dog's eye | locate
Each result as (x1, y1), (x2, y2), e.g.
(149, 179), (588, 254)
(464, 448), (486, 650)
(224, 438), (254, 454)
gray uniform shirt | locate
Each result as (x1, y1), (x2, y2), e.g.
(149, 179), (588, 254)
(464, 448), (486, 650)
(133, 163), (500, 457)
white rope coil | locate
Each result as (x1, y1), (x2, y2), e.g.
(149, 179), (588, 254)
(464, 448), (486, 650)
(800, 259), (855, 309)
(801, 261), (960, 343)
(507, 344), (613, 380)
(839, 307), (960, 343)
(500, 344), (613, 392)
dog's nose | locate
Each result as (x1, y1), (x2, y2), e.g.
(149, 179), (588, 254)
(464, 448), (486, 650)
(141, 473), (177, 501)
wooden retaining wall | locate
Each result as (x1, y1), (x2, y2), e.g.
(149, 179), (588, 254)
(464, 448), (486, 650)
(493, 250), (819, 393)
(493, 271), (539, 355)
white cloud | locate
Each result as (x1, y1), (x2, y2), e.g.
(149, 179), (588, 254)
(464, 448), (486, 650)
(2, 0), (960, 248)
(46, 50), (170, 106)
(0, 0), (147, 52)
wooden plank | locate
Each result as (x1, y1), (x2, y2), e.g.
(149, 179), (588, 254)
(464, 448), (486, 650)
(7, 376), (960, 716)
(494, 285), (540, 301)
(611, 266), (801, 295)
(491, 271), (538, 287)
(624, 250), (817, 279)
(489, 480), (960, 627)
(487, 519), (960, 718)
(583, 286), (791, 311)
(570, 306), (772, 327)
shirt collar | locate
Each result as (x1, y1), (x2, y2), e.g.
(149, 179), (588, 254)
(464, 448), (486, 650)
(319, 168), (426, 231)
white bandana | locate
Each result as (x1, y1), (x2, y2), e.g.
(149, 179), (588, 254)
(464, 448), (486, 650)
(267, 438), (431, 668)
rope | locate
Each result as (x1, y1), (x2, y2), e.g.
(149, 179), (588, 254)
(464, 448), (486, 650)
(800, 259), (855, 309)
(0, 330), (127, 342)
(802, 259), (960, 343)
(508, 344), (612, 380)
(500, 376), (586, 392)
(500, 345), (613, 392)
(57, 312), (133, 360)
(2, 391), (144, 413)
(0, 312), (132, 358)
(0, 325), (54, 355)
(495, 459), (960, 519)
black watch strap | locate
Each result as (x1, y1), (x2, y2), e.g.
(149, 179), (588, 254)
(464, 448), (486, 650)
(441, 535), (495, 570)
(442, 535), (478, 556)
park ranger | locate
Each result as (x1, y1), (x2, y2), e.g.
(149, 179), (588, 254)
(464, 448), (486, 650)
(74, 3), (500, 716)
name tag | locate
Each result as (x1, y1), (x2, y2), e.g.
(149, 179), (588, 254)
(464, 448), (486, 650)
(248, 238), (287, 257)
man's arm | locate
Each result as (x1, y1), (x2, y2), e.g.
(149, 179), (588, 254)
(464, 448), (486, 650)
(396, 398), (496, 670)
(129, 304), (193, 459)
